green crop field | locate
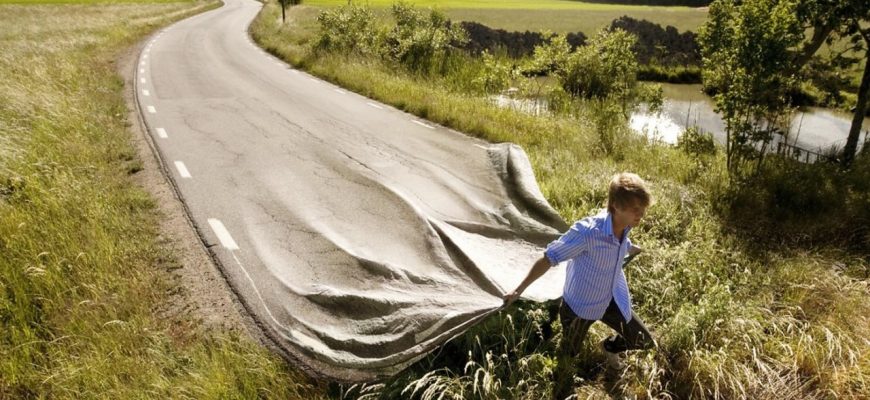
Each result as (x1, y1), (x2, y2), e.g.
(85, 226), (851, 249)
(305, 0), (708, 33)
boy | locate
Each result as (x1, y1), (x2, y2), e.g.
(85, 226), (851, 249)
(503, 172), (655, 400)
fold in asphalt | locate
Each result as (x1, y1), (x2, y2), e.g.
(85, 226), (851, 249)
(135, 0), (569, 381)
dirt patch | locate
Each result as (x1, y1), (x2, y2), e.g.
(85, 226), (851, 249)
(117, 32), (253, 336)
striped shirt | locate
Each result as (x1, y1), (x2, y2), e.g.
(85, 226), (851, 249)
(544, 210), (633, 322)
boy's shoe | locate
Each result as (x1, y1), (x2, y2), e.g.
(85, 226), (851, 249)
(600, 340), (626, 370)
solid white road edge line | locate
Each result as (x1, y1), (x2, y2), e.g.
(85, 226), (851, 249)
(367, 102), (384, 110)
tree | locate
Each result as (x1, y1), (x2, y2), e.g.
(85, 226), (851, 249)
(699, 0), (870, 167)
(792, 0), (869, 167)
(700, 0), (870, 171)
(699, 0), (803, 177)
(278, 0), (302, 23)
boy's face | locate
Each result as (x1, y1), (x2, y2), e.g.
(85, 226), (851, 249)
(613, 200), (648, 228)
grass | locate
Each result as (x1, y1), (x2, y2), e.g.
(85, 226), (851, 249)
(304, 0), (709, 33)
(253, 2), (870, 398)
(0, 0), (325, 398)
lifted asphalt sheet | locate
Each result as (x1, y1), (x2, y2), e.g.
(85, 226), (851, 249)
(243, 141), (570, 381)
(137, 0), (569, 382)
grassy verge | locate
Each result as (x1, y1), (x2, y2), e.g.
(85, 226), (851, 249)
(254, 3), (869, 399)
(0, 1), (325, 398)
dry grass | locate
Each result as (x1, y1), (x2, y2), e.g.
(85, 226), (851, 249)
(0, 1), (325, 398)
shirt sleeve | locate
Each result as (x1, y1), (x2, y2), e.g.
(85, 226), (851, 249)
(544, 220), (590, 266)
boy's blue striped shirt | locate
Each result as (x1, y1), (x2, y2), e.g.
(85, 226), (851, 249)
(544, 210), (633, 322)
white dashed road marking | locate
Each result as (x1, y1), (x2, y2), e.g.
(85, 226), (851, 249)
(146, 106), (156, 114)
(174, 161), (191, 178)
(142, 89), (150, 96)
(334, 89), (346, 95)
(412, 120), (434, 129)
(156, 128), (168, 138)
(208, 218), (239, 250)
(367, 102), (384, 110)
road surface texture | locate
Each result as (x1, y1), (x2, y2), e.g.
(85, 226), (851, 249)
(135, 0), (569, 381)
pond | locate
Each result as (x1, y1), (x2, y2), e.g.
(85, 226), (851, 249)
(492, 83), (870, 161)
(629, 84), (870, 158)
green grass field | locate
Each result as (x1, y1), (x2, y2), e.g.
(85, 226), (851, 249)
(305, 0), (708, 33)
(0, 1), (325, 398)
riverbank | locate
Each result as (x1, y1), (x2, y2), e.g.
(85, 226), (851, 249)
(0, 1), (324, 397)
(254, 2), (868, 398)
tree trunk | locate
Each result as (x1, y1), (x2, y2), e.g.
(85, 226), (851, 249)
(842, 41), (870, 168)
(281, 3), (286, 23)
(794, 22), (835, 69)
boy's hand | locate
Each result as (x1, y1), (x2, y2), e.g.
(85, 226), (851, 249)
(628, 244), (643, 257)
(502, 290), (521, 307)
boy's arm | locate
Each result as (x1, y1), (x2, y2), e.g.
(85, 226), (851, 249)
(503, 255), (552, 307)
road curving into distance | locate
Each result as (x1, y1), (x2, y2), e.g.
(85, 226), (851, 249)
(135, 0), (569, 381)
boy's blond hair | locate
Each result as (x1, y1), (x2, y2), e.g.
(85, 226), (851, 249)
(607, 172), (651, 213)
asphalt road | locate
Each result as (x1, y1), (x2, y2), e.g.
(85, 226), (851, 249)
(136, 0), (568, 381)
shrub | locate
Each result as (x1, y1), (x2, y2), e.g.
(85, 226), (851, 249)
(459, 21), (586, 59)
(553, 29), (639, 107)
(383, 2), (468, 73)
(315, 4), (382, 56)
(678, 126), (716, 156)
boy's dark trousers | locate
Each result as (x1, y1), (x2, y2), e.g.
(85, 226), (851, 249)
(552, 298), (654, 400)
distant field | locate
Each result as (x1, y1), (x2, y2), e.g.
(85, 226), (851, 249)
(305, 0), (708, 33)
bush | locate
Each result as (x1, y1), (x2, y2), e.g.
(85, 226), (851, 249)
(609, 16), (701, 67)
(472, 51), (515, 94)
(383, 2), (468, 73)
(678, 126), (716, 156)
(314, 4), (382, 56)
(458, 21), (586, 59)
(535, 29), (638, 105)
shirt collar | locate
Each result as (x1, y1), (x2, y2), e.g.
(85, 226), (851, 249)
(603, 210), (631, 241)
(602, 211), (614, 237)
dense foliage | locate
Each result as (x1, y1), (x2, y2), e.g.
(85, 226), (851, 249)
(699, 0), (803, 176)
(609, 16), (700, 67)
(458, 21), (586, 58)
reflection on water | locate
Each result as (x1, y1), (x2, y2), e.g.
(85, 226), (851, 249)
(650, 84), (869, 154)
(629, 112), (682, 144)
(491, 83), (870, 157)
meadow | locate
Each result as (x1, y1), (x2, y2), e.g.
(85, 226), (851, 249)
(304, 0), (708, 33)
(0, 0), (325, 398)
(1, 0), (866, 398)
(252, 2), (870, 398)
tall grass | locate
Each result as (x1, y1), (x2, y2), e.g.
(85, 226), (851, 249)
(0, 1), (324, 398)
(253, 2), (869, 398)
